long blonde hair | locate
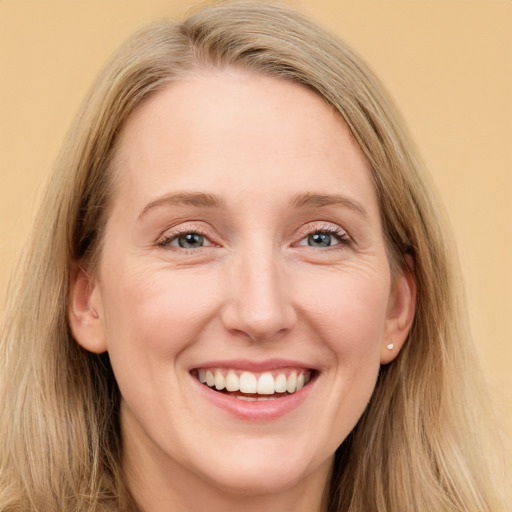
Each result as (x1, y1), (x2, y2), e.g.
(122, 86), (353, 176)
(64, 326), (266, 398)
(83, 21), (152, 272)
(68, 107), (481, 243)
(0, 3), (507, 511)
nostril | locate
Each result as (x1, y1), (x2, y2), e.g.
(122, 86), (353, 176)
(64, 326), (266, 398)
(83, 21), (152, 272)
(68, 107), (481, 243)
(220, 305), (297, 343)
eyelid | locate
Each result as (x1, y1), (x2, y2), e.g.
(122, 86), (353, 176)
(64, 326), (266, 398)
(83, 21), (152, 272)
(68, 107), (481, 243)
(155, 220), (352, 249)
(156, 222), (219, 247)
(293, 222), (351, 244)
(296, 221), (352, 238)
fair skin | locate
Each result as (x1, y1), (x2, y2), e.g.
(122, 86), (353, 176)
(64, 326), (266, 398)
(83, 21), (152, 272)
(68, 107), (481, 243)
(69, 70), (415, 512)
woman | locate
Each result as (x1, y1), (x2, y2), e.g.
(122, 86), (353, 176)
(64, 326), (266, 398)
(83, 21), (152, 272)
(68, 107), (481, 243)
(0, 2), (506, 511)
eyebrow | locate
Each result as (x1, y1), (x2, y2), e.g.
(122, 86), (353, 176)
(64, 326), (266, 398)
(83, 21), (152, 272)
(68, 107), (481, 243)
(139, 190), (368, 219)
(138, 192), (225, 219)
(289, 192), (368, 218)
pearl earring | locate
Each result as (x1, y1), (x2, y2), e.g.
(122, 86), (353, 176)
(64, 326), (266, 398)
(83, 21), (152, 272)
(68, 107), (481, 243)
(386, 343), (394, 350)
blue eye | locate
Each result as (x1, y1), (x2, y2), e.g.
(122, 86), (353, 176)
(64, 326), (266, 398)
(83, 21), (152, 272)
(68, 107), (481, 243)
(296, 228), (349, 248)
(160, 232), (211, 249)
(177, 233), (204, 248)
(307, 232), (337, 247)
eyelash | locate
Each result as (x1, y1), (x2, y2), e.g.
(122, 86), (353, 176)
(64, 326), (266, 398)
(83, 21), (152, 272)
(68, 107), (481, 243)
(295, 225), (351, 248)
(156, 225), (216, 249)
(156, 224), (352, 250)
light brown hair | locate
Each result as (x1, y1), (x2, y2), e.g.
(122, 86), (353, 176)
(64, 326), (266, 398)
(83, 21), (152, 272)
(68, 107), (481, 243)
(0, 2), (507, 511)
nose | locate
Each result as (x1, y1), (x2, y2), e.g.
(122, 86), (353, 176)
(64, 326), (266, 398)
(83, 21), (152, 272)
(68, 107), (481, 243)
(220, 249), (297, 342)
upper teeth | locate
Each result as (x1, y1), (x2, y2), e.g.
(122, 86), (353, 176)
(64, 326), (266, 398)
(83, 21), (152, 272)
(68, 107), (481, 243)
(197, 369), (310, 395)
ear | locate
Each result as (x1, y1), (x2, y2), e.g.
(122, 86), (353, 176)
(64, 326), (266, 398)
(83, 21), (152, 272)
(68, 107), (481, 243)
(68, 262), (108, 354)
(381, 254), (416, 364)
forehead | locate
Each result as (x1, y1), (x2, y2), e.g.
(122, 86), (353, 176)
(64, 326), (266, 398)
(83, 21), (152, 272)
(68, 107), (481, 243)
(111, 70), (378, 217)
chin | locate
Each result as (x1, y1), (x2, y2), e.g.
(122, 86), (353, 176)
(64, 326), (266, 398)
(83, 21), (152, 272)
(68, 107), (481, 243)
(203, 464), (312, 497)
(190, 441), (332, 497)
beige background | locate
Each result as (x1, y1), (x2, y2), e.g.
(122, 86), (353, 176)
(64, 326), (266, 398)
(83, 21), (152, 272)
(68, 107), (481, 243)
(1, 0), (510, 453)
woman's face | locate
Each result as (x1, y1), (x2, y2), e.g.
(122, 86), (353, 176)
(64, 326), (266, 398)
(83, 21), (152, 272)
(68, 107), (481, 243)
(70, 70), (414, 501)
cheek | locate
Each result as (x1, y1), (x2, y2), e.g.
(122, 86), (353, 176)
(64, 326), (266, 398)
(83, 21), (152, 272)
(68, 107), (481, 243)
(298, 267), (390, 430)
(294, 265), (391, 358)
(99, 263), (222, 374)
(277, 265), (391, 459)
(97, 263), (226, 443)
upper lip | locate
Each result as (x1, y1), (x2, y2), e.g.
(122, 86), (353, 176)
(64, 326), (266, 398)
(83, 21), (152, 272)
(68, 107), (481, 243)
(189, 358), (316, 373)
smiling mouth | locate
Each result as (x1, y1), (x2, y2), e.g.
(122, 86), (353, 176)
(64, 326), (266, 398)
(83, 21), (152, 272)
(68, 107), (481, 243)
(192, 368), (314, 401)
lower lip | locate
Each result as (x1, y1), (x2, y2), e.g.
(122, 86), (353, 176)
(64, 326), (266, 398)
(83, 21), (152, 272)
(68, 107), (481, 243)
(192, 375), (315, 421)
